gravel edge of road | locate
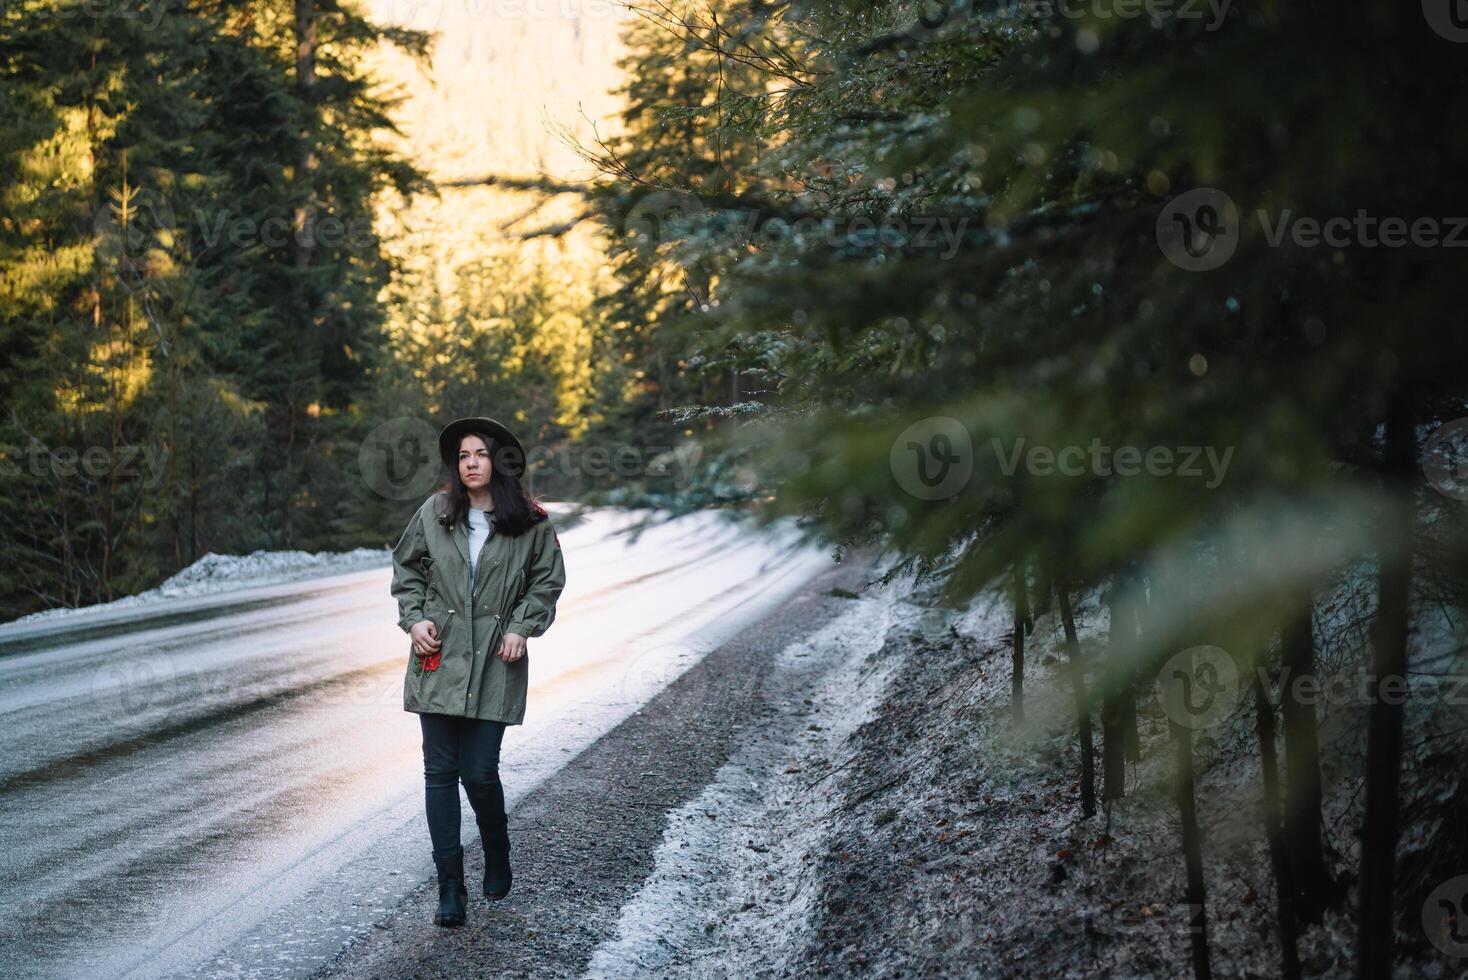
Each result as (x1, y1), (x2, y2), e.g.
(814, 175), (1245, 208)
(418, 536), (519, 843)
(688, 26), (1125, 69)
(312, 550), (879, 979)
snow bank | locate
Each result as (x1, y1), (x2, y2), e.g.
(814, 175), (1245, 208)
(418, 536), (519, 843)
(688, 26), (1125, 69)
(5, 501), (586, 628)
(583, 577), (914, 978)
(6, 547), (393, 627)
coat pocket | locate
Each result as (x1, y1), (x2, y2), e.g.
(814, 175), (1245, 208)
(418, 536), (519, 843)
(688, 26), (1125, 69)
(413, 608), (453, 675)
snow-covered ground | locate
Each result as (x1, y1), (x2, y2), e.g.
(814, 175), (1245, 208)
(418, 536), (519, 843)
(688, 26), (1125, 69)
(574, 563), (1466, 979)
(584, 579), (912, 978)
(3, 501), (583, 628)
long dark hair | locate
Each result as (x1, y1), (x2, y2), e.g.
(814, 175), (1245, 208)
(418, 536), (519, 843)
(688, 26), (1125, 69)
(433, 430), (548, 537)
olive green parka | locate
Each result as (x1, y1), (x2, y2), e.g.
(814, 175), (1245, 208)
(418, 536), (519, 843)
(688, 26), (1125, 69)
(389, 492), (567, 724)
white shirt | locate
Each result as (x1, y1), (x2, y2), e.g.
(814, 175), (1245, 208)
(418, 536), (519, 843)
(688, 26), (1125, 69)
(467, 507), (493, 583)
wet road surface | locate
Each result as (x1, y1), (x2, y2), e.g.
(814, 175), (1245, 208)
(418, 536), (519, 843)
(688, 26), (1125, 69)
(0, 507), (832, 979)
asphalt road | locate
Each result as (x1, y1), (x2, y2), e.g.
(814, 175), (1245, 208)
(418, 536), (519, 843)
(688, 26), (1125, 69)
(0, 507), (833, 980)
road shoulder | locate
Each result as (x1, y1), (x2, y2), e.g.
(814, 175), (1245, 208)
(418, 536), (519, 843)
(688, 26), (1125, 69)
(315, 549), (882, 979)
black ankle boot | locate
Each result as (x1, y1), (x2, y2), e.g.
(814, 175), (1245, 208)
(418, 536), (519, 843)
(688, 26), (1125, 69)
(482, 817), (512, 900)
(433, 848), (468, 927)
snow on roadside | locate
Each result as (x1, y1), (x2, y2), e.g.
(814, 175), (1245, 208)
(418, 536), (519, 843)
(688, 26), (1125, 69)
(6, 546), (393, 626)
(581, 561), (1461, 979)
(4, 500), (587, 628)
(582, 577), (916, 978)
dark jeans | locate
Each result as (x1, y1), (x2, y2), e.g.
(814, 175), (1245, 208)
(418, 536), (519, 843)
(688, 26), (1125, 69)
(419, 712), (508, 860)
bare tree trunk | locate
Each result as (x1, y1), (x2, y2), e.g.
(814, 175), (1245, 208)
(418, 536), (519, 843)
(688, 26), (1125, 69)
(1280, 589), (1336, 923)
(1357, 394), (1416, 980)
(1012, 558), (1028, 724)
(293, 0), (318, 272)
(1254, 668), (1302, 980)
(1173, 670), (1213, 980)
(1058, 581), (1096, 817)
(1159, 561), (1212, 980)
(1124, 565), (1148, 762)
(1101, 576), (1133, 803)
(656, 349), (669, 414)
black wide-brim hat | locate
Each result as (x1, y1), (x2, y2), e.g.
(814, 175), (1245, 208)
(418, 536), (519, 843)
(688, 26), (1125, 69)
(438, 416), (528, 479)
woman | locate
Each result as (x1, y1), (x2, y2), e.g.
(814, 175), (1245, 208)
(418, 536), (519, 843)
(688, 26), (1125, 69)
(389, 416), (567, 927)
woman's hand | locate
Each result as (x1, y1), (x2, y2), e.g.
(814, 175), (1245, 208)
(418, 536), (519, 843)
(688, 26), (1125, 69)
(410, 620), (441, 658)
(497, 632), (527, 663)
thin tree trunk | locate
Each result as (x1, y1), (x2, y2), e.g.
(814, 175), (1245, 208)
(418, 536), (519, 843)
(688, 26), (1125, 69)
(1280, 589), (1335, 923)
(1058, 581), (1096, 817)
(1124, 567), (1146, 762)
(1357, 394), (1416, 980)
(1012, 558), (1028, 724)
(1173, 663), (1213, 980)
(1101, 577), (1132, 802)
(1254, 668), (1303, 980)
(1159, 561), (1212, 980)
(293, 0), (318, 272)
